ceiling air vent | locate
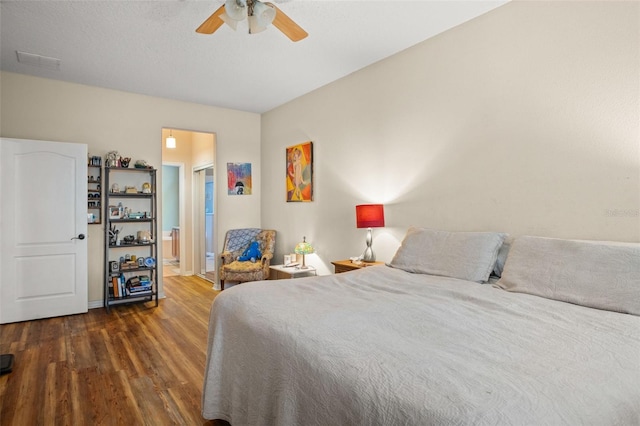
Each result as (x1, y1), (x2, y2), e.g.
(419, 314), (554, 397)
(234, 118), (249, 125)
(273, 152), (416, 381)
(16, 51), (61, 70)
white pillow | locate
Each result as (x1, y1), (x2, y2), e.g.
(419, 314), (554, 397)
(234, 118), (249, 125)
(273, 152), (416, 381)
(496, 236), (640, 315)
(388, 227), (508, 283)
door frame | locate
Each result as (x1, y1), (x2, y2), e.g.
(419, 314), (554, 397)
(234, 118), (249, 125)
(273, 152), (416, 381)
(162, 162), (185, 276)
(160, 127), (217, 288)
(193, 163), (216, 283)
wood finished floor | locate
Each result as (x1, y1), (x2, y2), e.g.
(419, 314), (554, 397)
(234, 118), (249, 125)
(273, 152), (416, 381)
(0, 275), (226, 425)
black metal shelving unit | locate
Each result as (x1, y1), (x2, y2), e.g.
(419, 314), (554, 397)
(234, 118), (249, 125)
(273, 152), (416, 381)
(103, 167), (158, 312)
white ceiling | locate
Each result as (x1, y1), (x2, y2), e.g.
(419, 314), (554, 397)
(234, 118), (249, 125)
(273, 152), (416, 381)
(0, 0), (507, 114)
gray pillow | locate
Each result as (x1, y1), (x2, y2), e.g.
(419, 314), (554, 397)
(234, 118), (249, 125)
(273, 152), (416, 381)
(496, 236), (640, 315)
(388, 227), (508, 283)
(492, 240), (511, 278)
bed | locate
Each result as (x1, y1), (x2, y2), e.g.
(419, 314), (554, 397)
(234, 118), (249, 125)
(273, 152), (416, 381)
(202, 227), (640, 425)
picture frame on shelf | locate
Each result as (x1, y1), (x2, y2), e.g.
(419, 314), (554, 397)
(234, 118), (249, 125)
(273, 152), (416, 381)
(109, 206), (121, 219)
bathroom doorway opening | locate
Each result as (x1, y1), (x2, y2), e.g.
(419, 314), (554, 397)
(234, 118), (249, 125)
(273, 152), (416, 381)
(161, 163), (182, 277)
(161, 128), (216, 283)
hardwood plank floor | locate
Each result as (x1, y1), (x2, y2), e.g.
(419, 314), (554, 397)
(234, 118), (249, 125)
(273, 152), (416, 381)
(0, 275), (225, 425)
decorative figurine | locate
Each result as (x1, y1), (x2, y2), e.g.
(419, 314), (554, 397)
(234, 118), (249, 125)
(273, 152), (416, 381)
(120, 157), (131, 168)
(105, 151), (119, 168)
(134, 159), (153, 169)
(109, 225), (120, 246)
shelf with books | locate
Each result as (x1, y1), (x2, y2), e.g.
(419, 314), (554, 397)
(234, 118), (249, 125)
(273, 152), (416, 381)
(103, 165), (158, 312)
(107, 272), (154, 300)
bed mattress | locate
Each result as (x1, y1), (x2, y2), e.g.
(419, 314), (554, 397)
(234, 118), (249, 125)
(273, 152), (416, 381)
(202, 265), (640, 425)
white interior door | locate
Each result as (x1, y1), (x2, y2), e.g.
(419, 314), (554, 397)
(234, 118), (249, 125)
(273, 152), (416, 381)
(0, 138), (88, 324)
(193, 166), (215, 281)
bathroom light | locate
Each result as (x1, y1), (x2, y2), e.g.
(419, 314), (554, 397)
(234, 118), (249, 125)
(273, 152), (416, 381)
(166, 130), (176, 149)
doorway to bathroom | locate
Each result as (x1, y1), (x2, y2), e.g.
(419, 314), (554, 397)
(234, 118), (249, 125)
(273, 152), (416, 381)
(162, 163), (182, 277)
(161, 128), (216, 282)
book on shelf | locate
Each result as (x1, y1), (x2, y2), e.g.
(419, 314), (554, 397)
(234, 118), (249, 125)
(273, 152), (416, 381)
(129, 290), (153, 297)
(129, 284), (153, 293)
(119, 273), (127, 297)
(112, 276), (119, 298)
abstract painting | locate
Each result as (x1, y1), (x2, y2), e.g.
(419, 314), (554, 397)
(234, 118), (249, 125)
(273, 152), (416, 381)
(286, 141), (313, 202)
(227, 163), (252, 195)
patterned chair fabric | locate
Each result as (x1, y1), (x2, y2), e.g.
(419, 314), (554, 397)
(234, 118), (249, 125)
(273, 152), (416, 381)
(219, 229), (276, 290)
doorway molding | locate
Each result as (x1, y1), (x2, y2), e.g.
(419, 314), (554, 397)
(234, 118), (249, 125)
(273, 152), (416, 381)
(161, 127), (217, 289)
(162, 161), (186, 277)
(193, 163), (217, 286)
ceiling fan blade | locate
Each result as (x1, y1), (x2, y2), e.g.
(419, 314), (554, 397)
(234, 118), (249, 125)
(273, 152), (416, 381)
(266, 2), (308, 42)
(196, 5), (226, 34)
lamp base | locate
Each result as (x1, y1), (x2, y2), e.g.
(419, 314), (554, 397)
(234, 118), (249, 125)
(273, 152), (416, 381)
(361, 228), (376, 262)
(361, 251), (376, 263)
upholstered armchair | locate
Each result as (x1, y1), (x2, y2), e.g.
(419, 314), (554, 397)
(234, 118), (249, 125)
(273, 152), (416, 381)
(219, 228), (276, 290)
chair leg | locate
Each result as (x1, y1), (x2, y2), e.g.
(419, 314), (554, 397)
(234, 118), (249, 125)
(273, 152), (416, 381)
(221, 280), (225, 291)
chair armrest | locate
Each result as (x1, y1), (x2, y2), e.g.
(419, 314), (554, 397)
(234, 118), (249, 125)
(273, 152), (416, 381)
(220, 251), (236, 265)
(260, 252), (273, 266)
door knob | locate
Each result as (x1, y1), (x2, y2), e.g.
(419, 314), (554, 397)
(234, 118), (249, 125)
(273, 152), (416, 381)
(71, 234), (86, 240)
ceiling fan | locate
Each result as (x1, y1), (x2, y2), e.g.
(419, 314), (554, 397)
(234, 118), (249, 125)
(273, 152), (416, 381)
(196, 0), (308, 42)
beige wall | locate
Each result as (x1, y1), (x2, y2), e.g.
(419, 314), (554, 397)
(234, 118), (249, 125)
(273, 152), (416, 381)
(261, 1), (640, 274)
(0, 72), (261, 304)
(191, 131), (215, 167)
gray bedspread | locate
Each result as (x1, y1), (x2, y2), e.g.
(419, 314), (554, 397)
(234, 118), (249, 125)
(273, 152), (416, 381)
(202, 265), (640, 425)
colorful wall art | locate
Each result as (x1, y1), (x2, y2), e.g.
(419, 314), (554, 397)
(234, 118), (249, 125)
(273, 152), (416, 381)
(286, 141), (313, 202)
(227, 162), (252, 195)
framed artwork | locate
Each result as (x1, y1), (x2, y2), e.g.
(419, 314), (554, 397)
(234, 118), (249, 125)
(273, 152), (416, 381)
(227, 163), (252, 195)
(109, 206), (121, 219)
(287, 142), (313, 202)
(286, 141), (313, 202)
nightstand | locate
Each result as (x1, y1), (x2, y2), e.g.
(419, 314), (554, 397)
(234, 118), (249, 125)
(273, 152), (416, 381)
(269, 264), (317, 280)
(331, 260), (385, 274)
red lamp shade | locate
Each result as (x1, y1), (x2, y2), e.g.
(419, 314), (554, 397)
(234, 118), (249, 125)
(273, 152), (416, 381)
(356, 204), (385, 228)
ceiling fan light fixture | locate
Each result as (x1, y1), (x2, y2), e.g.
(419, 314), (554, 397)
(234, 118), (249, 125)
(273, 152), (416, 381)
(248, 16), (266, 34)
(225, 0), (248, 21)
(220, 12), (239, 30)
(248, 16), (274, 33)
(196, 0), (307, 42)
(252, 1), (276, 26)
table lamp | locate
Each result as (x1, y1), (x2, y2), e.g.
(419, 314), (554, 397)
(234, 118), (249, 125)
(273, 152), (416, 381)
(356, 204), (385, 262)
(294, 236), (314, 269)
